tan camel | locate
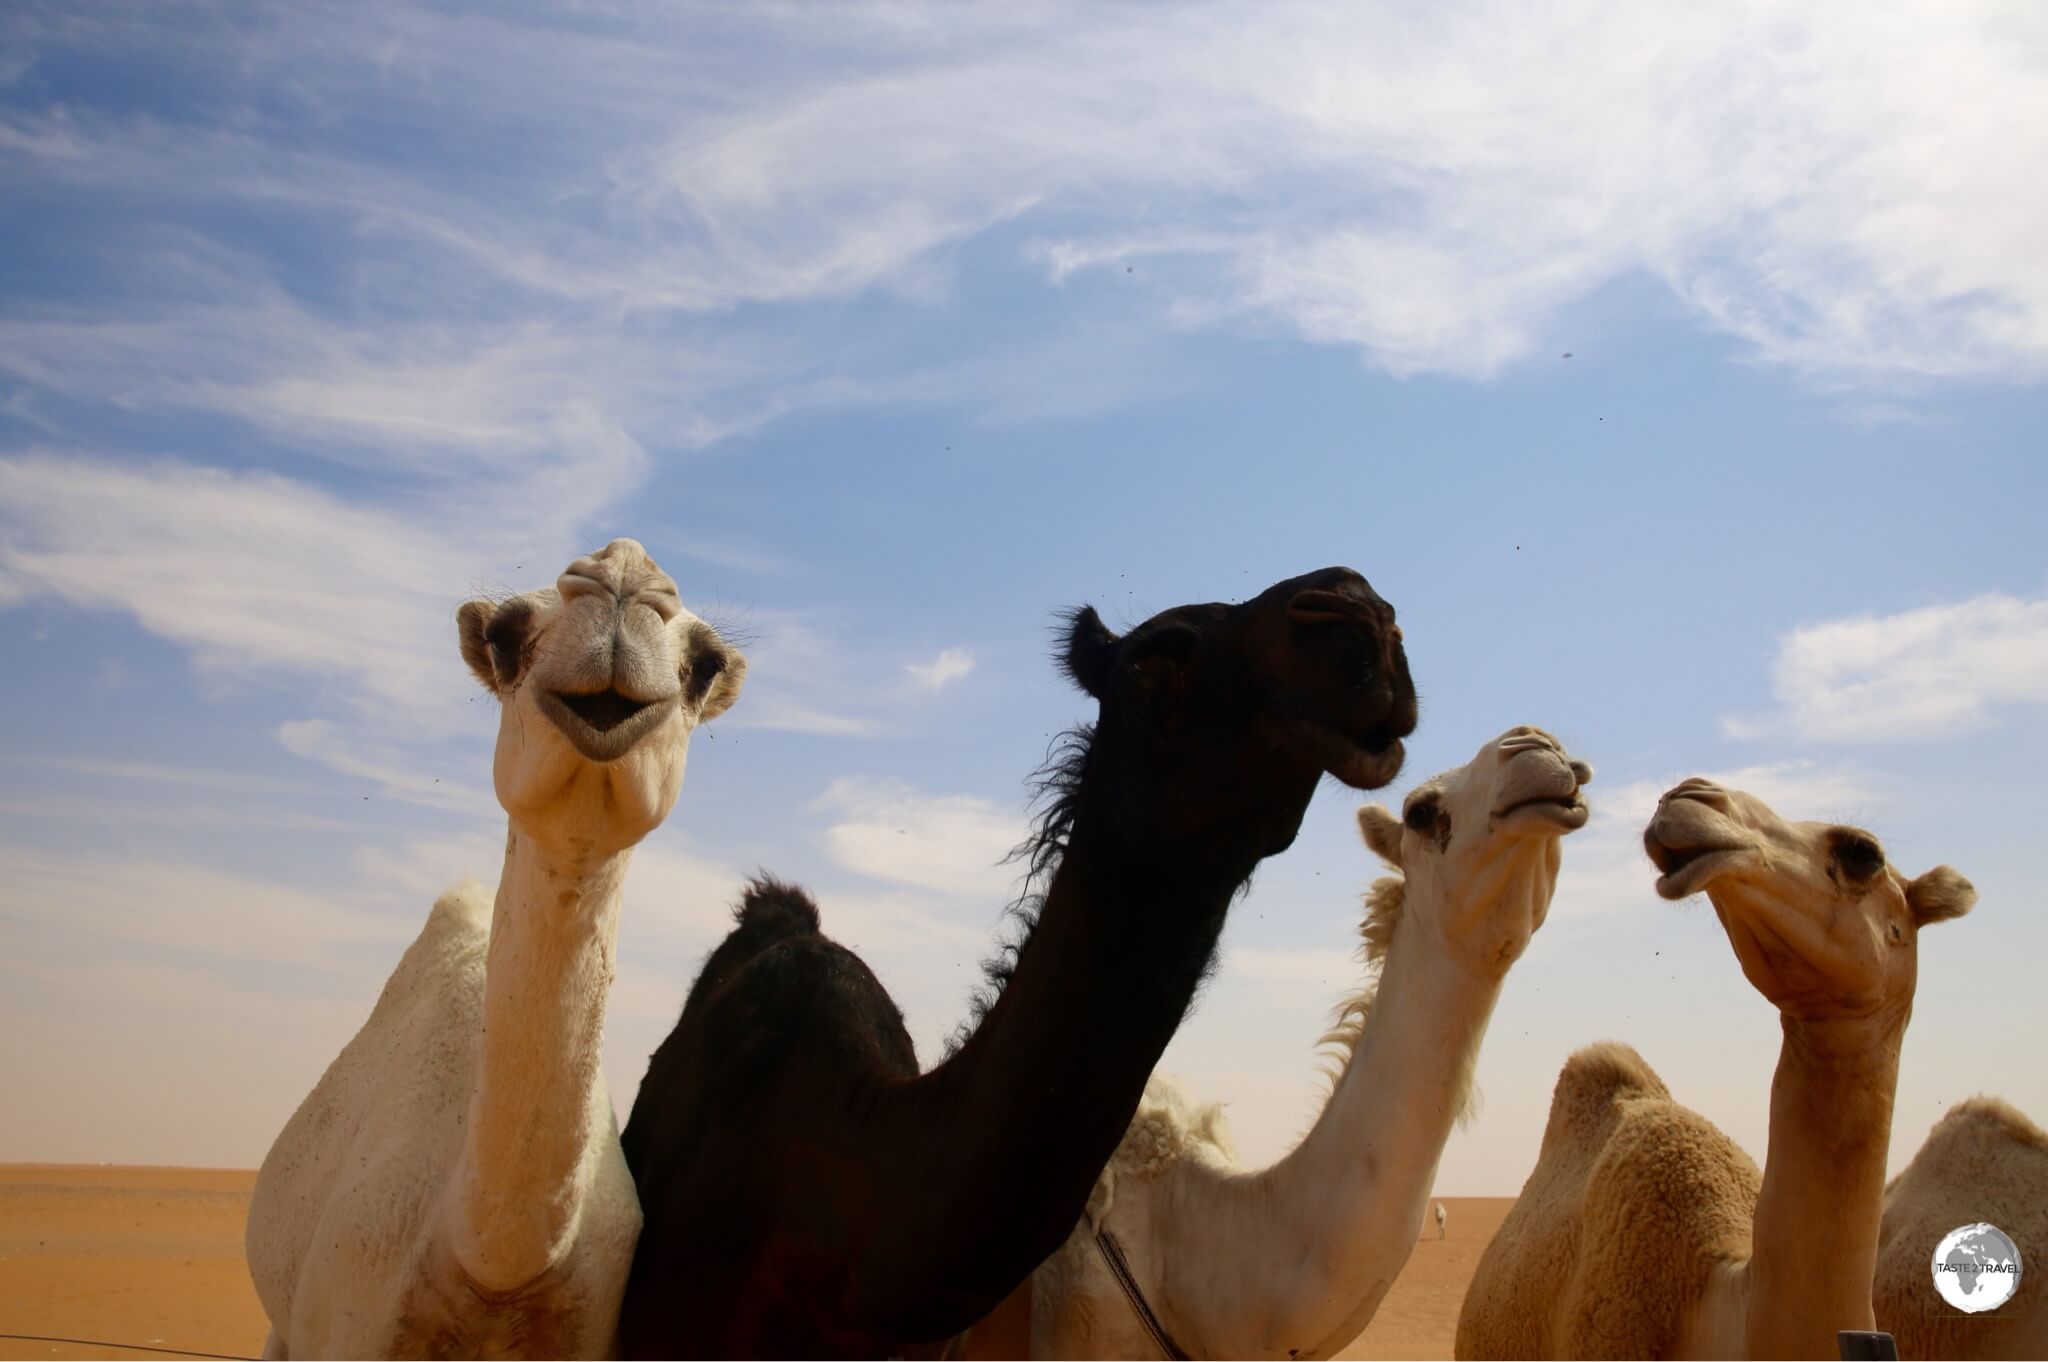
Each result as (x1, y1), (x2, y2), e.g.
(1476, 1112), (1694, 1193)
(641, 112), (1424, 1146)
(1876, 1097), (2045, 1358)
(1457, 777), (1977, 1360)
(1027, 726), (1591, 1359)
(244, 539), (744, 1358)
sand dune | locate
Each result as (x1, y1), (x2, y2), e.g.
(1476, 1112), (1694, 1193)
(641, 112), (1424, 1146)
(0, 1166), (1506, 1360)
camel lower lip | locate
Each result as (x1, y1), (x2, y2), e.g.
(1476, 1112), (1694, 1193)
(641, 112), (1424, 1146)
(1272, 716), (1408, 789)
(1330, 736), (1406, 790)
(1650, 845), (1746, 900)
(1497, 795), (1589, 830)
(537, 689), (678, 763)
(559, 689), (652, 733)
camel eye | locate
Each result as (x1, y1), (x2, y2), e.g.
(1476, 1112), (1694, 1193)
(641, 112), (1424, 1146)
(1404, 800), (1438, 833)
(1124, 625), (1199, 705)
(1836, 835), (1883, 882)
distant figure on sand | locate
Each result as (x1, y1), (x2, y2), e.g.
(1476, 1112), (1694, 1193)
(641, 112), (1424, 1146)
(1436, 1201), (1447, 1240)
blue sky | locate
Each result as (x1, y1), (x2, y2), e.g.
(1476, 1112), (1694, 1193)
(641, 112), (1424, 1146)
(2, 2), (2045, 1194)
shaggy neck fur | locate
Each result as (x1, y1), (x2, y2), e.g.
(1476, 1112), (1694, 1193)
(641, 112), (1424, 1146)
(446, 828), (632, 1293)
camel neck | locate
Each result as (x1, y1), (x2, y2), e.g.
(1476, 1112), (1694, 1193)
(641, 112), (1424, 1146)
(883, 819), (1253, 1328)
(1743, 1008), (1906, 1358)
(1213, 910), (1503, 1358)
(448, 827), (630, 1293)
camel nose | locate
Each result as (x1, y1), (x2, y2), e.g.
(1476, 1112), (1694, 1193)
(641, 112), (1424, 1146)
(558, 539), (670, 610)
(1662, 778), (1728, 809)
(558, 561), (618, 604)
(1286, 567), (1387, 629)
(1500, 726), (1562, 755)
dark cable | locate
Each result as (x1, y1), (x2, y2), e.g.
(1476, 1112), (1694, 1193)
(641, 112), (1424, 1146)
(0, 1331), (256, 1360)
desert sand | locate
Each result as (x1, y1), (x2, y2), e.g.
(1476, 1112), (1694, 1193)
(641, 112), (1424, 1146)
(0, 1167), (1507, 1360)
(0, 1166), (264, 1362)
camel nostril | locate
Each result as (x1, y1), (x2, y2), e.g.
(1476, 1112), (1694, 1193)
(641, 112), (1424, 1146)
(639, 589), (681, 623)
(1663, 778), (1725, 807)
(558, 571), (614, 603)
(1287, 588), (1375, 629)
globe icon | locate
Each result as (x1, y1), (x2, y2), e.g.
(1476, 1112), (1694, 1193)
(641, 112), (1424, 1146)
(1931, 1222), (2023, 1314)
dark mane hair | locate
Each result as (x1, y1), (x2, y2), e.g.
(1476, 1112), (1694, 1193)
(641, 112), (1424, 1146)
(945, 720), (1095, 1054)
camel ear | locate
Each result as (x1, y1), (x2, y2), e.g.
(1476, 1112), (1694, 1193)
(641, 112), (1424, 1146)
(457, 596), (536, 695)
(1906, 865), (1976, 927)
(694, 643), (747, 723)
(1358, 804), (1404, 870)
(1062, 605), (1118, 699)
(457, 599), (503, 694)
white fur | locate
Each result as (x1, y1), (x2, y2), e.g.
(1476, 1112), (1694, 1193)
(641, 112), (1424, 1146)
(245, 540), (743, 1358)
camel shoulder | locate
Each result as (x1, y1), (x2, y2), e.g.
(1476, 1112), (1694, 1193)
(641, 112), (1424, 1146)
(246, 883), (494, 1337)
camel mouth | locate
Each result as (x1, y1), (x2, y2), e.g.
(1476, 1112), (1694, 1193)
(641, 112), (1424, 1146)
(536, 688), (679, 763)
(1277, 716), (1407, 790)
(1644, 837), (1749, 900)
(1495, 793), (1590, 831)
(561, 689), (652, 732)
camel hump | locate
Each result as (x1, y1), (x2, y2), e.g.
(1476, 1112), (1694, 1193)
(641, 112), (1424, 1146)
(1558, 1041), (1668, 1104)
(420, 879), (493, 947)
(732, 875), (823, 942)
(1933, 1095), (2048, 1151)
(1538, 1041), (1671, 1152)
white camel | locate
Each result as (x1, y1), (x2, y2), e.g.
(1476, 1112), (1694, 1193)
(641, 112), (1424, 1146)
(1025, 725), (1591, 1360)
(244, 539), (745, 1359)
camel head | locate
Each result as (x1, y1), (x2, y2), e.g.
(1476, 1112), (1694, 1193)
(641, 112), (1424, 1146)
(1358, 725), (1592, 975)
(1643, 779), (1975, 1022)
(456, 538), (746, 856)
(1060, 566), (1417, 857)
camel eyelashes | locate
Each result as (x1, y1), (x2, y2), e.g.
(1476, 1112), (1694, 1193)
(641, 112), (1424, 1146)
(1404, 800), (1439, 832)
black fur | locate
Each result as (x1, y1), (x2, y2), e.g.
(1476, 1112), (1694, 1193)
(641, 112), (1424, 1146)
(617, 566), (1419, 1358)
(732, 874), (822, 940)
(1060, 604), (1116, 698)
(948, 722), (1094, 1053)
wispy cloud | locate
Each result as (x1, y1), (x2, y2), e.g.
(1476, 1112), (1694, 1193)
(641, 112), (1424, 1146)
(3, 2), (2039, 407)
(0, 452), (473, 719)
(816, 776), (1024, 898)
(1724, 593), (2048, 743)
(905, 646), (976, 694)
(277, 720), (495, 817)
(725, 619), (986, 738)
